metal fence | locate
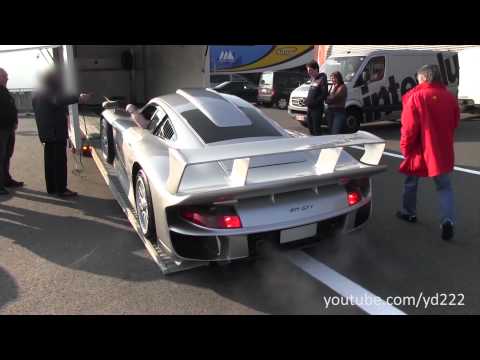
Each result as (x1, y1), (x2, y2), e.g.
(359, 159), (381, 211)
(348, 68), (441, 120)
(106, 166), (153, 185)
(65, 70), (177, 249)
(9, 88), (34, 113)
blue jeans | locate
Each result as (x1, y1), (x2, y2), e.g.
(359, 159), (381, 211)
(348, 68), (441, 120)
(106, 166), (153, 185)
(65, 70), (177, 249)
(402, 173), (455, 225)
(326, 110), (346, 134)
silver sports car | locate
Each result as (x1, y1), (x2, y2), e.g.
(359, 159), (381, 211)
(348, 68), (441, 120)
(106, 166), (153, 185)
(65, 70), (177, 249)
(100, 88), (386, 262)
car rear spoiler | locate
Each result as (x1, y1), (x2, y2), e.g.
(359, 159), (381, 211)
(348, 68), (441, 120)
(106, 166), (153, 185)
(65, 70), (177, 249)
(166, 131), (386, 195)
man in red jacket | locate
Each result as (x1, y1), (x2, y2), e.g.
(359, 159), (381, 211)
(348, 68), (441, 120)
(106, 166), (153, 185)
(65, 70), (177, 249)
(397, 64), (460, 241)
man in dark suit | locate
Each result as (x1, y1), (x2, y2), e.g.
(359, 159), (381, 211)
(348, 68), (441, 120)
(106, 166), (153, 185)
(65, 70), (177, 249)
(32, 68), (90, 197)
(305, 60), (329, 136)
(0, 67), (24, 195)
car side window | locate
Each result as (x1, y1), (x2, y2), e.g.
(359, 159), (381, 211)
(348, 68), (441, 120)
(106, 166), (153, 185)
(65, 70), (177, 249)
(141, 105), (157, 120)
(228, 82), (244, 92)
(154, 117), (176, 141)
(148, 107), (167, 132)
(365, 56), (386, 83)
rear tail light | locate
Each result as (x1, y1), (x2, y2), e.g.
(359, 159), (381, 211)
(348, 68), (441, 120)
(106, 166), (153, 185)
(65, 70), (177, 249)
(271, 89), (275, 96)
(345, 178), (369, 206)
(181, 207), (242, 229)
(347, 191), (362, 206)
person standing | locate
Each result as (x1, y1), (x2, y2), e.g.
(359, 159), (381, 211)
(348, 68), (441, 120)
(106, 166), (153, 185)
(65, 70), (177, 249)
(32, 68), (90, 197)
(305, 60), (328, 136)
(0, 68), (24, 195)
(396, 64), (460, 241)
(325, 71), (347, 134)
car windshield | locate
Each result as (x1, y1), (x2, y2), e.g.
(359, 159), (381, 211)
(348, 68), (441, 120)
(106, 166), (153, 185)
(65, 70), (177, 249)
(320, 56), (365, 82)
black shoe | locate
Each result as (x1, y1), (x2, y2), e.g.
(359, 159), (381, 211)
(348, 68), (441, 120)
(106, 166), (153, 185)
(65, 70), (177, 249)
(5, 180), (24, 188)
(57, 189), (78, 198)
(0, 188), (9, 195)
(396, 211), (417, 223)
(441, 222), (454, 241)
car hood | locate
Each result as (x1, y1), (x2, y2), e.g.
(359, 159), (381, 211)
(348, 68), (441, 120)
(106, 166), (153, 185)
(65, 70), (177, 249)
(290, 84), (310, 98)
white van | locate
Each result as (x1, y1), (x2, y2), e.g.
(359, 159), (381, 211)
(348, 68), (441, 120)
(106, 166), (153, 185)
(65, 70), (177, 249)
(288, 50), (459, 132)
(458, 46), (480, 111)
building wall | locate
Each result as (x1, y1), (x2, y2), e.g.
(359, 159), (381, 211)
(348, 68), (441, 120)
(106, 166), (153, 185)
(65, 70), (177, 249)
(74, 45), (208, 105)
(144, 45), (208, 99)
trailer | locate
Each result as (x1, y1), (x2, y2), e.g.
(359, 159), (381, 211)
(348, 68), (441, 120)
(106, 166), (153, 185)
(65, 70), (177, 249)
(1, 45), (211, 274)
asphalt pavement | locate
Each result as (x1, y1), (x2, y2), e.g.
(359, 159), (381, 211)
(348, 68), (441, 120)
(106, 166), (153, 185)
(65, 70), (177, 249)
(1, 109), (479, 315)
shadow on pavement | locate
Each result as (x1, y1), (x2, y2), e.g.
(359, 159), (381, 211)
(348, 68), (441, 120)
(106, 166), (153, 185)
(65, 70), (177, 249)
(0, 266), (18, 310)
(0, 199), (163, 283)
(9, 188), (131, 228)
(0, 191), (352, 314)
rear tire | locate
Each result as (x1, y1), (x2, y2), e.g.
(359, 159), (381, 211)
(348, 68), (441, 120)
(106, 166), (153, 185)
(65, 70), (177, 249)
(135, 169), (157, 242)
(276, 97), (289, 110)
(100, 118), (115, 164)
(345, 108), (362, 133)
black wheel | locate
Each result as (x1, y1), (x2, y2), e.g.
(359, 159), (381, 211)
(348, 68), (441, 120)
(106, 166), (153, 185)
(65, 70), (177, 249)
(345, 108), (362, 133)
(135, 169), (157, 242)
(100, 118), (115, 164)
(276, 97), (289, 110)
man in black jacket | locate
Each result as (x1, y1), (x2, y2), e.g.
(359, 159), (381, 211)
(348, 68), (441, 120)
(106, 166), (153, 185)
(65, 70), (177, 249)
(0, 68), (24, 195)
(32, 69), (89, 197)
(305, 60), (328, 136)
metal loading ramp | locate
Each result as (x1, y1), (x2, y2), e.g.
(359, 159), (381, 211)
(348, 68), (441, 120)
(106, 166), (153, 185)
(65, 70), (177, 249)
(81, 118), (209, 275)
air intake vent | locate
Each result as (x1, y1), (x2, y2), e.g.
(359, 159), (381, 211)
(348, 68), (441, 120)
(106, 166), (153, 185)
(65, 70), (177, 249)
(161, 120), (175, 140)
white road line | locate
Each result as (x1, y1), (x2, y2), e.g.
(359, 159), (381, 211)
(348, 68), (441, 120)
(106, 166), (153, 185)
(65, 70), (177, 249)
(287, 250), (406, 315)
(351, 146), (480, 176)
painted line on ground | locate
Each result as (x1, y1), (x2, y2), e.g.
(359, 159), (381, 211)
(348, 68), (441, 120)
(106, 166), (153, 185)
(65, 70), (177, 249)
(351, 146), (480, 176)
(287, 250), (406, 315)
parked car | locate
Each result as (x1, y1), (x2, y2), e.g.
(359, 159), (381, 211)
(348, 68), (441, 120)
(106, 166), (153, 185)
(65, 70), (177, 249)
(213, 80), (258, 103)
(99, 88), (386, 262)
(210, 74), (252, 88)
(257, 71), (308, 110)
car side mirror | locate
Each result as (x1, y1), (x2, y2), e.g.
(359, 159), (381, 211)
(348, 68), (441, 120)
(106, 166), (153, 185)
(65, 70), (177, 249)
(362, 71), (370, 83)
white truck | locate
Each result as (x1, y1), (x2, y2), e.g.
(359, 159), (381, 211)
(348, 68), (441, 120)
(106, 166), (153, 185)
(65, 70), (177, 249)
(458, 46), (480, 111)
(288, 49), (460, 132)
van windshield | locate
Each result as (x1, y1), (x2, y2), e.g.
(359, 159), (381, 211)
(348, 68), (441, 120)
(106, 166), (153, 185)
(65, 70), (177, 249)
(321, 56), (365, 82)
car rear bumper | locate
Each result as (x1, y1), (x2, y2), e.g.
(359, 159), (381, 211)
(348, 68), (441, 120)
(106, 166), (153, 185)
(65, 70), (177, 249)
(257, 94), (273, 103)
(167, 200), (372, 262)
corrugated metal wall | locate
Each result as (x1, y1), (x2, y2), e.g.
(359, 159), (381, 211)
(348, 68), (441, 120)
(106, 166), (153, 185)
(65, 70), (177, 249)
(328, 45), (478, 56)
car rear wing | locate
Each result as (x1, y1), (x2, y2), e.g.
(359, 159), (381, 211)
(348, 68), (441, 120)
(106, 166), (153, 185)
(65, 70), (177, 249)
(166, 131), (386, 194)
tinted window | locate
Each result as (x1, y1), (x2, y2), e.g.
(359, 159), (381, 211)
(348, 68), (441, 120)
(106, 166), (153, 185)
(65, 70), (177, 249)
(141, 105), (157, 120)
(181, 107), (282, 144)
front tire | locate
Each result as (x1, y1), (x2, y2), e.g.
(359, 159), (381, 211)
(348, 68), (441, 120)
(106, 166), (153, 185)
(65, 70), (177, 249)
(100, 118), (115, 164)
(135, 169), (157, 242)
(345, 108), (362, 133)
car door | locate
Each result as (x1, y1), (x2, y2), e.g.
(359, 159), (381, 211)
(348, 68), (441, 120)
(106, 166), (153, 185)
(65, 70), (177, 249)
(116, 104), (157, 172)
(354, 55), (392, 122)
(242, 81), (258, 102)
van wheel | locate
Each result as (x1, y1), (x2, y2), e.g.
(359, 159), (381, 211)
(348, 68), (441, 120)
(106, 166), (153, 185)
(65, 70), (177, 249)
(100, 118), (115, 164)
(345, 109), (362, 133)
(276, 97), (288, 110)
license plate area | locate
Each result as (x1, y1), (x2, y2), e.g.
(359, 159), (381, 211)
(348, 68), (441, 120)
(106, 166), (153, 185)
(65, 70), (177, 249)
(280, 223), (318, 244)
(296, 115), (306, 121)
